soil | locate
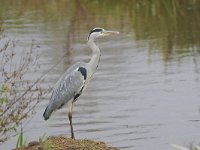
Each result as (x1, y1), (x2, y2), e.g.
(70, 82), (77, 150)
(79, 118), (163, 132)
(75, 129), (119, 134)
(13, 136), (119, 150)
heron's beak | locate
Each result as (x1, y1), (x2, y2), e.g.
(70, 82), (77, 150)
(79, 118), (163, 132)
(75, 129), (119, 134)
(103, 30), (119, 36)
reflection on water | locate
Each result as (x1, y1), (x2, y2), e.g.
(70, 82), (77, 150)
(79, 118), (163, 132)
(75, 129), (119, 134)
(1, 1), (200, 150)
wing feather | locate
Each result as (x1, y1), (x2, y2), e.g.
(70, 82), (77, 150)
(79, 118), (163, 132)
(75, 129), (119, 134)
(43, 62), (87, 120)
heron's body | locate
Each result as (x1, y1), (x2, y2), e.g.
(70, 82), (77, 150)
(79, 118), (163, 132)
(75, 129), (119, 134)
(43, 28), (119, 139)
(43, 62), (87, 120)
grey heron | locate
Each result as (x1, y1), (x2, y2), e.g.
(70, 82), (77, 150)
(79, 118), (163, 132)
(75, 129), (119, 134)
(43, 28), (119, 139)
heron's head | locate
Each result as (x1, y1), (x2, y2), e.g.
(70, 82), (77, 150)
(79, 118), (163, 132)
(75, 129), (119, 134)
(87, 28), (119, 41)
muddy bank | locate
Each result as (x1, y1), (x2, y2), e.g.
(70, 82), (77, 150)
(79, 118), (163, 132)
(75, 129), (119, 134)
(13, 136), (118, 150)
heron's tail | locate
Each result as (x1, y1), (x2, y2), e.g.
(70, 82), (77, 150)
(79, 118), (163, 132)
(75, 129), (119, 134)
(43, 106), (53, 120)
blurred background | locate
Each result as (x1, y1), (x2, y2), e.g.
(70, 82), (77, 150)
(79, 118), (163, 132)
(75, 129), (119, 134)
(0, 0), (200, 150)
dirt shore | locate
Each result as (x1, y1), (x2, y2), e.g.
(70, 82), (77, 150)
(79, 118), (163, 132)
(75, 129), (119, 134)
(13, 136), (119, 150)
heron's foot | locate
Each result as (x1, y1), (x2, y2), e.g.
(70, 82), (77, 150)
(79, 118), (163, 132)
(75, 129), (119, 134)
(69, 124), (75, 140)
(71, 134), (75, 140)
(69, 114), (75, 140)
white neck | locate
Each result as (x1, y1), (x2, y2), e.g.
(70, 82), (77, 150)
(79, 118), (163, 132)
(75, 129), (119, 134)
(87, 40), (101, 78)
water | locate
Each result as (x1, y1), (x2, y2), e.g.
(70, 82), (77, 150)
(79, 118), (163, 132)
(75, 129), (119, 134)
(1, 1), (200, 150)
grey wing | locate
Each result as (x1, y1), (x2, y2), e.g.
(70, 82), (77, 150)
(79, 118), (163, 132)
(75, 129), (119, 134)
(43, 63), (87, 120)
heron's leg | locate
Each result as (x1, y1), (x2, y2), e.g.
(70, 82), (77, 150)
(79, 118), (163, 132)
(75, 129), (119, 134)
(68, 101), (75, 139)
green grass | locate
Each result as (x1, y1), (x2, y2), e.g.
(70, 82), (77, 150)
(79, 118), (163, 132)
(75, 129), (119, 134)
(16, 127), (27, 149)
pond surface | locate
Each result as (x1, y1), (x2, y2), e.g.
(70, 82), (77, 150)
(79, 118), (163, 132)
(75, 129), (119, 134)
(1, 1), (200, 150)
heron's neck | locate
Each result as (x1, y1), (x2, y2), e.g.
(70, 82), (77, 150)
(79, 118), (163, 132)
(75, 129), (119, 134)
(87, 40), (100, 77)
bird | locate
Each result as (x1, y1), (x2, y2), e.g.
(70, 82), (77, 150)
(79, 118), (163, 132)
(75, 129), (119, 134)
(43, 28), (119, 139)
